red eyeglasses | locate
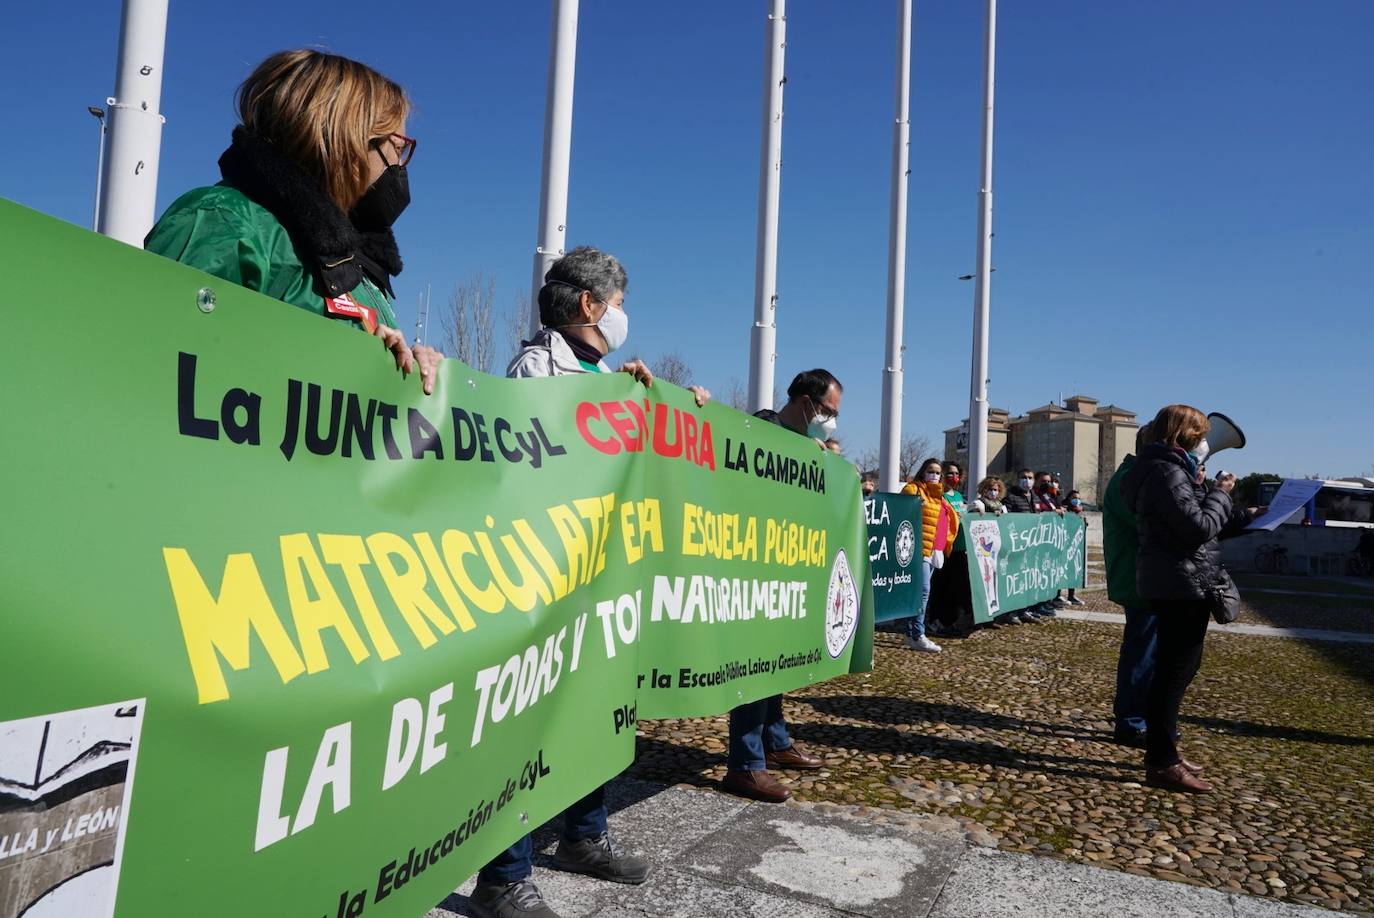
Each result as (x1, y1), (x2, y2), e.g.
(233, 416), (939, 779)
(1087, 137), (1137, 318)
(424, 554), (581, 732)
(373, 133), (417, 167)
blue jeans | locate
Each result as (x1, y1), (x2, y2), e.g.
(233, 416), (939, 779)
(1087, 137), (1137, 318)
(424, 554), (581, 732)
(477, 785), (607, 884)
(902, 558), (935, 640)
(1113, 606), (1158, 734)
(728, 694), (792, 770)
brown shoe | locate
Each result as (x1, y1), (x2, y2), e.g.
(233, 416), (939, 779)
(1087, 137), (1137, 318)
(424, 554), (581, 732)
(1145, 763), (1213, 794)
(722, 769), (792, 803)
(766, 744), (823, 770)
(1178, 757), (1204, 775)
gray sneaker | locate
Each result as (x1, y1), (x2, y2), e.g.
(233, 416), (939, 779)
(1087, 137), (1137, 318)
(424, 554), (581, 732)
(553, 832), (650, 884)
(469, 879), (560, 918)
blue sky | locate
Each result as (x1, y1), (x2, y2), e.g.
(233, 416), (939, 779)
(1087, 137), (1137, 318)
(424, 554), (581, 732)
(5, 1), (1371, 479)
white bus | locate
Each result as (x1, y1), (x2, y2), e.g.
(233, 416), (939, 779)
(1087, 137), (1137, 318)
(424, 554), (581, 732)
(1257, 477), (1374, 528)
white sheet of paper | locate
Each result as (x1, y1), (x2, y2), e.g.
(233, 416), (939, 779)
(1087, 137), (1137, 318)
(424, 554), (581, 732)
(1244, 478), (1325, 531)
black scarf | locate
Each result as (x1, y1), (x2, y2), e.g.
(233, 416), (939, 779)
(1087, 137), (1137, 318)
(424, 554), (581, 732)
(218, 127), (402, 298)
(559, 329), (606, 367)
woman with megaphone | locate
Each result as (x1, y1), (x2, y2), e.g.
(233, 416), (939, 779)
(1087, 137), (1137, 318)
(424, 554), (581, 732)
(1119, 404), (1258, 793)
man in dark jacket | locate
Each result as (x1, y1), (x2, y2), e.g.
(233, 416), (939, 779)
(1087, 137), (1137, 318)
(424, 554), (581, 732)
(1103, 425), (1155, 746)
(1003, 468), (1036, 513)
(721, 369), (835, 805)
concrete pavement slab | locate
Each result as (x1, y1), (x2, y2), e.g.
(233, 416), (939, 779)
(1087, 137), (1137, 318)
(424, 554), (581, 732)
(428, 780), (1346, 918)
(592, 869), (846, 917)
(677, 796), (963, 917)
(1055, 609), (1374, 644)
(1229, 892), (1341, 918)
(929, 845), (1233, 918)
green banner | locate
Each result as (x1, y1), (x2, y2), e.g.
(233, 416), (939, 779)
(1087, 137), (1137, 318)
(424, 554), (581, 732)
(0, 200), (872, 918)
(864, 493), (924, 623)
(960, 512), (1086, 622)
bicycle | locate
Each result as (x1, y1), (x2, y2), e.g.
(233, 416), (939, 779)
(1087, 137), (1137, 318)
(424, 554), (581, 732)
(1253, 543), (1289, 574)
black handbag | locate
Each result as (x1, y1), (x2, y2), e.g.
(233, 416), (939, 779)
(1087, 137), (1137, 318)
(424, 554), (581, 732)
(1199, 568), (1241, 624)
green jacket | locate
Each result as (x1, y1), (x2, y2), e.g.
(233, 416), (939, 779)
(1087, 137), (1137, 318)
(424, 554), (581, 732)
(145, 184), (398, 330)
(1102, 454), (1142, 608)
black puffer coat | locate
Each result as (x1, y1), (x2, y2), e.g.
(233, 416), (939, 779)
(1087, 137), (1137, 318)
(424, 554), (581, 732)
(1003, 484), (1035, 514)
(1119, 443), (1233, 601)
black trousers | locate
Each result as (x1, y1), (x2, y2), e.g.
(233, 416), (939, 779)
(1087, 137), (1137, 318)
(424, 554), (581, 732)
(1144, 599), (1211, 768)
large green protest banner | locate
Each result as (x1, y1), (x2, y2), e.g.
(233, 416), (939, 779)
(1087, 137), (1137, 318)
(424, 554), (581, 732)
(864, 493), (924, 623)
(0, 200), (872, 918)
(960, 513), (1086, 623)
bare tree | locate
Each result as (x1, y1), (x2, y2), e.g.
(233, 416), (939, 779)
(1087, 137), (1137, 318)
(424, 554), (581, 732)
(503, 292), (531, 365)
(855, 436), (934, 481)
(654, 351), (693, 388)
(854, 445), (880, 476)
(441, 273), (497, 372)
(899, 433), (934, 480)
(724, 377), (749, 412)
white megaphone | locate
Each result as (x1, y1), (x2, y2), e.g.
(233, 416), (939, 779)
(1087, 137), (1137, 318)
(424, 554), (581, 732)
(1203, 412), (1246, 457)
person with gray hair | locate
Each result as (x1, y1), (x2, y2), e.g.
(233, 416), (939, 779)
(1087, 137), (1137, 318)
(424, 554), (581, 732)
(473, 246), (704, 918)
(507, 246), (707, 408)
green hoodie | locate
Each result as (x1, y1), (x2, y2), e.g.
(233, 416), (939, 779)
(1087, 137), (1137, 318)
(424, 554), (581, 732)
(1102, 454), (1142, 608)
(145, 184), (399, 330)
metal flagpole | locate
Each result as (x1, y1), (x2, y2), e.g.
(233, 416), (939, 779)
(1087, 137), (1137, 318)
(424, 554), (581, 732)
(97, 0), (168, 247)
(747, 0), (787, 414)
(529, 0), (580, 337)
(414, 283), (431, 347)
(88, 106), (107, 231)
(878, 0), (914, 494)
(965, 0), (997, 499)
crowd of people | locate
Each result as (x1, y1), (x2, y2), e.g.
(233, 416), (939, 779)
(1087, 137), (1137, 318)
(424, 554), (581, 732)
(143, 49), (1263, 918)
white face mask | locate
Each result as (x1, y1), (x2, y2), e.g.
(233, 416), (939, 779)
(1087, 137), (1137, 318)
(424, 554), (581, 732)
(558, 288), (629, 355)
(923, 471), (941, 484)
(594, 302), (628, 354)
(807, 413), (838, 441)
(1019, 477), (1034, 490)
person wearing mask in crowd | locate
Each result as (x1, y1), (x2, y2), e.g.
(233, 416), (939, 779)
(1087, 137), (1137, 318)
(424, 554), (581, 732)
(1120, 404), (1257, 793)
(942, 460), (967, 512)
(1034, 472), (1065, 515)
(1004, 468), (1037, 513)
(970, 476), (1008, 514)
(992, 469), (1040, 624)
(1062, 490), (1088, 606)
(482, 247), (708, 918)
(861, 475), (878, 497)
(900, 458), (961, 651)
(924, 461), (965, 638)
(1028, 471), (1067, 617)
(1104, 423), (1157, 747)
(146, 50), (442, 394)
(720, 370), (837, 803)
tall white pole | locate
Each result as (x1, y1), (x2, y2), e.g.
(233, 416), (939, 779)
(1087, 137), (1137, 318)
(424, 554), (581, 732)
(97, 0), (168, 247)
(529, 0), (580, 337)
(966, 0), (997, 499)
(747, 0), (787, 414)
(878, 0), (914, 494)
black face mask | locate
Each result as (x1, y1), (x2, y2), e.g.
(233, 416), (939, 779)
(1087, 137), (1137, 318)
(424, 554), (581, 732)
(351, 164), (410, 229)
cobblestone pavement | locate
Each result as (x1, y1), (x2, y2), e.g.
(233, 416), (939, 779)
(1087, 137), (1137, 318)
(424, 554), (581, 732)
(626, 603), (1374, 914)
